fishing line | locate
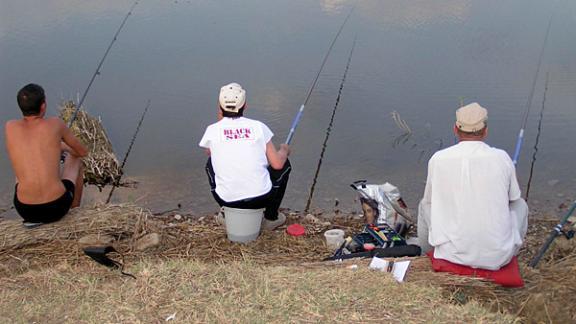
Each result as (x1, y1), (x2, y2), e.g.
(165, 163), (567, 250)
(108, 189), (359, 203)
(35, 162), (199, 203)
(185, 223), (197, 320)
(68, 0), (140, 127)
(525, 72), (550, 201)
(512, 11), (555, 165)
(285, 7), (354, 145)
(106, 99), (151, 204)
(304, 37), (356, 213)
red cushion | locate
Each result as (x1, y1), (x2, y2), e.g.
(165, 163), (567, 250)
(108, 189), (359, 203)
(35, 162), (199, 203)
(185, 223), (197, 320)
(426, 250), (524, 288)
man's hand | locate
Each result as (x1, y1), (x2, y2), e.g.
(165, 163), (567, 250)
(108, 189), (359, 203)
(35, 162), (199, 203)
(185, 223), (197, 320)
(266, 142), (290, 170)
(279, 143), (291, 157)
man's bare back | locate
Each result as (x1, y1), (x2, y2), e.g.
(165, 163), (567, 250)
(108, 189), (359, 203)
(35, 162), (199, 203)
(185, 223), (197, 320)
(5, 117), (86, 204)
(5, 83), (88, 224)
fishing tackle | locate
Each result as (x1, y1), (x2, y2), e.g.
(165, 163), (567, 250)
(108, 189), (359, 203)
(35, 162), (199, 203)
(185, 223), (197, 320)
(305, 37), (356, 212)
(106, 99), (151, 204)
(525, 72), (550, 200)
(512, 12), (554, 165)
(529, 200), (576, 268)
(68, 0), (140, 126)
(285, 8), (354, 145)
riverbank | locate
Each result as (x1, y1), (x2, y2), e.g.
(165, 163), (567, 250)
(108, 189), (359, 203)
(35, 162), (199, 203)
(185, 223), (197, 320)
(1, 204), (575, 322)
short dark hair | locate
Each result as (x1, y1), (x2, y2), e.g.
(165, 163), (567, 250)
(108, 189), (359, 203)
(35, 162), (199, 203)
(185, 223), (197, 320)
(456, 123), (487, 137)
(220, 106), (245, 118)
(17, 84), (45, 116)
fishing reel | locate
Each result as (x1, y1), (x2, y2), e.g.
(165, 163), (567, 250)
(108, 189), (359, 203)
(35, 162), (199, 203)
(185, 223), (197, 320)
(561, 229), (575, 240)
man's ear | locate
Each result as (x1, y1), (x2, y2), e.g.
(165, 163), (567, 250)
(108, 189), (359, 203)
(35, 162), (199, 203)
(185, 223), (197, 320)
(217, 106), (223, 121)
(40, 101), (47, 115)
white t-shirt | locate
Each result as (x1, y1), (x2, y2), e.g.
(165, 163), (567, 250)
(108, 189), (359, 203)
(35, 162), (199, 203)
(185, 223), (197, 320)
(421, 141), (523, 270)
(199, 117), (273, 202)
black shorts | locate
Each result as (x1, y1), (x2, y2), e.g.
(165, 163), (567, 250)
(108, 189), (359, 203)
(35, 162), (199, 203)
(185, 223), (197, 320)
(14, 180), (75, 224)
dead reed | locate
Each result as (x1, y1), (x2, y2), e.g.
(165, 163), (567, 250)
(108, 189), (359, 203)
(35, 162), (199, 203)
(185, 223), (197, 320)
(59, 101), (122, 188)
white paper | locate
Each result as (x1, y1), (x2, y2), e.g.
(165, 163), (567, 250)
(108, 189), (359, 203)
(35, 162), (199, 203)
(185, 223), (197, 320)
(369, 257), (411, 283)
(369, 256), (389, 271)
(391, 260), (411, 282)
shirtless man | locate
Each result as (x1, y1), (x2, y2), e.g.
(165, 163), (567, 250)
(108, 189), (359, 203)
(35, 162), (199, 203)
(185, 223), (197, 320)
(5, 83), (88, 224)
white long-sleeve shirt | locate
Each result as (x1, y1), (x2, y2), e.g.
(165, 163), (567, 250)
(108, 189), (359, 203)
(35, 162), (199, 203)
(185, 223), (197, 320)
(420, 141), (526, 270)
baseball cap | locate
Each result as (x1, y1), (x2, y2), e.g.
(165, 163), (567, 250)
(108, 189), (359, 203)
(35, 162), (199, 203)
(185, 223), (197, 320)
(456, 102), (488, 132)
(219, 83), (246, 112)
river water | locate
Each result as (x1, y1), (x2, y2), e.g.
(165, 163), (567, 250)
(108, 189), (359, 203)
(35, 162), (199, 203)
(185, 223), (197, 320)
(1, 0), (575, 216)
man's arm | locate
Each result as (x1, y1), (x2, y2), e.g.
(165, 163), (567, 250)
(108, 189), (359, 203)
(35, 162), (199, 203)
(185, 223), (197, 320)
(58, 119), (88, 157)
(266, 141), (290, 170)
(505, 153), (522, 202)
(417, 159), (434, 253)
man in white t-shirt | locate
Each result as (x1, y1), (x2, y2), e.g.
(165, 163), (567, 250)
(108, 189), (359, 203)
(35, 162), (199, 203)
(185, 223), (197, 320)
(417, 102), (528, 270)
(199, 83), (291, 231)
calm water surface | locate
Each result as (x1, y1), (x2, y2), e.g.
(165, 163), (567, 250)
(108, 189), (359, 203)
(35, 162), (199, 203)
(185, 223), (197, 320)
(1, 0), (575, 215)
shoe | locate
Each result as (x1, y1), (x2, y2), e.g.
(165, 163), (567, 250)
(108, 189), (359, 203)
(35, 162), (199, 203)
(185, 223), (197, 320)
(214, 207), (225, 227)
(23, 221), (44, 229)
(261, 212), (286, 231)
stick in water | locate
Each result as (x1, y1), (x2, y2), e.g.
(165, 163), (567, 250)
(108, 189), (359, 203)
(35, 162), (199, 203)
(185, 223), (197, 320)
(106, 100), (151, 204)
(305, 37), (356, 213)
(285, 7), (354, 145)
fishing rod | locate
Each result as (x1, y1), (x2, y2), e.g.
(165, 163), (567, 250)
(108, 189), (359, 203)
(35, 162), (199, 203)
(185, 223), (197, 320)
(106, 99), (151, 204)
(284, 7), (354, 145)
(525, 72), (550, 201)
(529, 200), (576, 268)
(511, 11), (554, 165)
(305, 36), (356, 213)
(68, 0), (140, 127)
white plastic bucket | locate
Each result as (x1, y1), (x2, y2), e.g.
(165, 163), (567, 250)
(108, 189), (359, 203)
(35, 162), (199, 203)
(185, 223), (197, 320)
(223, 207), (264, 243)
(324, 229), (345, 250)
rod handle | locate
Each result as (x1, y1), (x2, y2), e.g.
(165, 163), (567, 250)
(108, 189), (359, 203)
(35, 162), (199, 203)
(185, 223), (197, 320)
(512, 129), (524, 165)
(529, 200), (576, 268)
(285, 104), (305, 145)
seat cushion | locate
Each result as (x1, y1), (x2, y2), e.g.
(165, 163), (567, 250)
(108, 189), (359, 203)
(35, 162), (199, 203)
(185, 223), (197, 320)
(426, 250), (524, 287)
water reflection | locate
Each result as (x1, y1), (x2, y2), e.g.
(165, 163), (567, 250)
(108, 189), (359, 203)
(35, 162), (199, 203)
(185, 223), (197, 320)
(320, 0), (469, 26)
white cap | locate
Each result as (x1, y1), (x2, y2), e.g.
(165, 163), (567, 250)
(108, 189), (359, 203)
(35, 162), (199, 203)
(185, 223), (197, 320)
(219, 83), (246, 112)
(456, 102), (488, 132)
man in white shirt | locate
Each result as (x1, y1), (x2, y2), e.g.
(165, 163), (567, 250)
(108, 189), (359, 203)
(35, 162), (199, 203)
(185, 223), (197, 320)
(199, 83), (291, 231)
(417, 102), (528, 270)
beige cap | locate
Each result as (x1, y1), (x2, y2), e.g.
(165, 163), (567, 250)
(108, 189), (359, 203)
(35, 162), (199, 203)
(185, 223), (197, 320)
(219, 83), (246, 112)
(456, 102), (488, 132)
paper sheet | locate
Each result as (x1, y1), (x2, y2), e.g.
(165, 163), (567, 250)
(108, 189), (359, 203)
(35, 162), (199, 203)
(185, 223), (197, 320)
(369, 257), (411, 283)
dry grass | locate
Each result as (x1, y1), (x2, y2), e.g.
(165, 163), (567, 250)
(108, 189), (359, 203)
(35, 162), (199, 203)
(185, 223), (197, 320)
(60, 101), (121, 188)
(0, 259), (515, 323)
(1, 206), (575, 322)
(0, 204), (151, 277)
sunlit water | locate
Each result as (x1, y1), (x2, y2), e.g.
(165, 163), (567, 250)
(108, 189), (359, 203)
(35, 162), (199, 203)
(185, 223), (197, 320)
(1, 0), (575, 217)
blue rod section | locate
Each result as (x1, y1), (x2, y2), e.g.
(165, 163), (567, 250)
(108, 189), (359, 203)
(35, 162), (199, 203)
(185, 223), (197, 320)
(285, 105), (305, 145)
(512, 128), (524, 165)
(283, 8), (354, 145)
